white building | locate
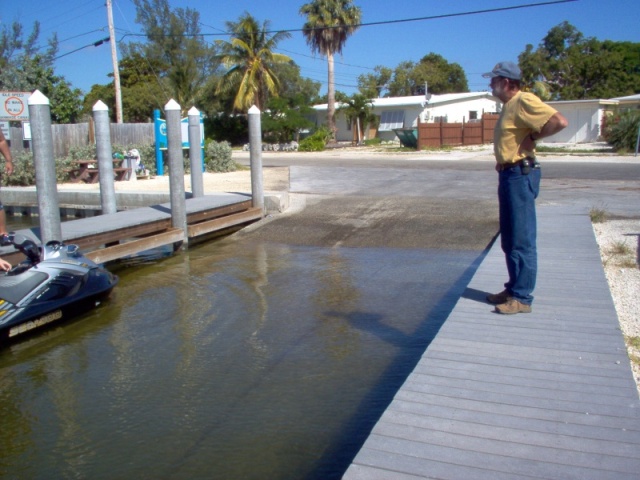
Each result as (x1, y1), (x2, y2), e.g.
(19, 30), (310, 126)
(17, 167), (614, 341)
(546, 99), (617, 143)
(312, 92), (501, 142)
(311, 92), (637, 144)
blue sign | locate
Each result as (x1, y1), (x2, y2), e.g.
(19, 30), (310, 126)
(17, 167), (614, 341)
(154, 109), (204, 175)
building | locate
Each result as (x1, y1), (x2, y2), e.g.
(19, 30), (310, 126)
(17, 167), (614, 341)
(545, 99), (618, 143)
(312, 92), (501, 143)
(311, 92), (638, 145)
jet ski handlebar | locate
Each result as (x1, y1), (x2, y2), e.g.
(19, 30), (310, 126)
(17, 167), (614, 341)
(0, 233), (42, 264)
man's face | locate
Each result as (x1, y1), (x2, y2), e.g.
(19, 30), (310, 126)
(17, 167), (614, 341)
(490, 76), (507, 100)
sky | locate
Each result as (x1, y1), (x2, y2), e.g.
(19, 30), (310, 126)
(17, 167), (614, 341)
(2, 0), (640, 100)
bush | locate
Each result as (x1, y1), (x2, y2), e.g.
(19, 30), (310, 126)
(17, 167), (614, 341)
(604, 111), (640, 152)
(1, 151), (73, 186)
(3, 152), (36, 186)
(298, 127), (331, 152)
(204, 140), (235, 172)
(1, 143), (159, 187)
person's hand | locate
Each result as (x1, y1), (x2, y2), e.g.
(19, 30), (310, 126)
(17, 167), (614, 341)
(4, 161), (13, 176)
(519, 134), (536, 156)
(0, 258), (12, 271)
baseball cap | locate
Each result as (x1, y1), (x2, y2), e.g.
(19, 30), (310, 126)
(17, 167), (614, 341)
(482, 61), (521, 81)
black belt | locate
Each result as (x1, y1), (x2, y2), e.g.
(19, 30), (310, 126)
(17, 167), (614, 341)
(497, 158), (540, 172)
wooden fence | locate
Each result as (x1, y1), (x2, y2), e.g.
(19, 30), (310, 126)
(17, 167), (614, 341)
(418, 113), (499, 149)
(9, 121), (154, 159)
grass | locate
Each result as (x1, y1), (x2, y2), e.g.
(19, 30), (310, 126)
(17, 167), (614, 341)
(628, 336), (640, 350)
(592, 207), (638, 269)
(590, 207), (608, 223)
(626, 336), (640, 368)
(610, 240), (633, 256)
(536, 145), (614, 154)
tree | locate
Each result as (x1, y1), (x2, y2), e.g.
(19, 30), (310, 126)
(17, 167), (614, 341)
(127, 0), (220, 112)
(271, 61), (322, 105)
(0, 21), (82, 123)
(215, 12), (291, 112)
(604, 110), (640, 152)
(519, 22), (640, 100)
(357, 65), (392, 98)
(300, 0), (362, 140)
(386, 54), (468, 96)
(336, 92), (373, 144)
(262, 96), (315, 144)
(84, 53), (169, 122)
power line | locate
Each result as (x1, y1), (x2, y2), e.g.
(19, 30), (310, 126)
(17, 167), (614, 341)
(293, 0), (578, 33)
(125, 0), (578, 38)
(53, 37), (110, 60)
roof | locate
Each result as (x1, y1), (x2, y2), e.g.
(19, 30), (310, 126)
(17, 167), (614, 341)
(610, 93), (640, 102)
(312, 92), (497, 111)
(548, 99), (618, 106)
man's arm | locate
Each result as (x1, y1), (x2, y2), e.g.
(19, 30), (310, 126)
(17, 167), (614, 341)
(0, 130), (13, 176)
(521, 112), (569, 152)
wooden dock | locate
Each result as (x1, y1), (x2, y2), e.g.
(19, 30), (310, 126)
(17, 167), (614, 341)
(343, 205), (640, 480)
(2, 193), (262, 265)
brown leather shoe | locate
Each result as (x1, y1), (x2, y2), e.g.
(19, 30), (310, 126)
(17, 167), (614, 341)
(495, 298), (532, 314)
(486, 289), (510, 305)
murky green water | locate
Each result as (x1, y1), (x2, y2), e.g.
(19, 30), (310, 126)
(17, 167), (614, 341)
(0, 234), (482, 479)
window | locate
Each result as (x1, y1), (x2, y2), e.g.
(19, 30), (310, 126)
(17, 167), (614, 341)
(379, 110), (404, 131)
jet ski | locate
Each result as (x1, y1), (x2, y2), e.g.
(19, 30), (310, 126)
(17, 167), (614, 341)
(0, 233), (118, 343)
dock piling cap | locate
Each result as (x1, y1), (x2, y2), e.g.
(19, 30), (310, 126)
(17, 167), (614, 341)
(93, 100), (108, 111)
(28, 90), (49, 106)
(165, 99), (180, 111)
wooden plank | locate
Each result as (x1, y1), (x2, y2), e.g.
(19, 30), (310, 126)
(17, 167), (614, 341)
(85, 228), (185, 264)
(187, 207), (263, 237)
(69, 219), (172, 250)
(186, 199), (253, 224)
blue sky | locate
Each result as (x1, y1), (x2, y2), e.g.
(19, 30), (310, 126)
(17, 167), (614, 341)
(2, 0), (639, 100)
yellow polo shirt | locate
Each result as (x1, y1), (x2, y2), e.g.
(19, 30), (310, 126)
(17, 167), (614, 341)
(494, 91), (557, 164)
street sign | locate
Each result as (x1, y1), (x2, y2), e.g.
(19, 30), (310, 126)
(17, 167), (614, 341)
(0, 92), (31, 121)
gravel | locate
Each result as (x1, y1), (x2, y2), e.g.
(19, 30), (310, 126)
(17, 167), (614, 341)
(593, 219), (640, 394)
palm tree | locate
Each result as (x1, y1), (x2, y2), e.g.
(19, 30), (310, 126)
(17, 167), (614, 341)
(216, 12), (291, 112)
(300, 0), (362, 141)
(338, 93), (374, 145)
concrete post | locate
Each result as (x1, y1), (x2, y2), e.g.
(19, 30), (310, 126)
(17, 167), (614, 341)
(188, 107), (204, 198)
(28, 90), (62, 243)
(93, 100), (117, 214)
(165, 99), (187, 246)
(247, 105), (264, 212)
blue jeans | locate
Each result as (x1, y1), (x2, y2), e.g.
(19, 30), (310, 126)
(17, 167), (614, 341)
(498, 165), (541, 305)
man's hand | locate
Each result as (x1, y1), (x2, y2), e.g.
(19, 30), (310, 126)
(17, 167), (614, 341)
(4, 160), (13, 176)
(0, 258), (12, 272)
(519, 134), (536, 154)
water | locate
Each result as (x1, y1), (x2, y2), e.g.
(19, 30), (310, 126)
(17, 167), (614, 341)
(0, 235), (483, 479)
(6, 215), (40, 232)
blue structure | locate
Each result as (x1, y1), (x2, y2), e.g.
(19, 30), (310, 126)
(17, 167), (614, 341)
(153, 109), (204, 175)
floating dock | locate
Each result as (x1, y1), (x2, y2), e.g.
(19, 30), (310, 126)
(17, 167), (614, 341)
(1, 192), (266, 265)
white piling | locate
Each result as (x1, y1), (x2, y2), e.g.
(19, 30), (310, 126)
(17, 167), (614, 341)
(28, 90), (62, 243)
(165, 99), (187, 246)
(248, 105), (264, 212)
(93, 100), (117, 215)
(188, 107), (204, 198)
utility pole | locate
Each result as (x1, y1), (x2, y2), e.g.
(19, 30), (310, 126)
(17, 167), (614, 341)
(106, 0), (123, 123)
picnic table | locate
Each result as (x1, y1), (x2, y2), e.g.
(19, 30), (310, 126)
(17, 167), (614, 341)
(67, 159), (131, 183)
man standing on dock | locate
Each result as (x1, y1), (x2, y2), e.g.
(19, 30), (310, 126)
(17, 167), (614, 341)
(0, 129), (14, 234)
(483, 61), (568, 314)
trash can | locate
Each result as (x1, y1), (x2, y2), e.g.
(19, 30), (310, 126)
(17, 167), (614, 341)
(393, 128), (418, 149)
